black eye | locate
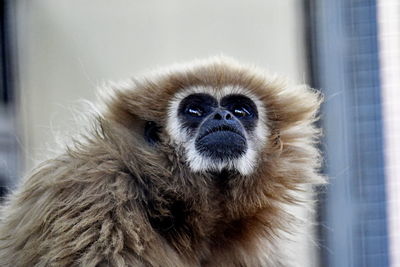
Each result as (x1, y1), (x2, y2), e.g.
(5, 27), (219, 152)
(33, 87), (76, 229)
(233, 105), (252, 118)
(185, 106), (203, 117)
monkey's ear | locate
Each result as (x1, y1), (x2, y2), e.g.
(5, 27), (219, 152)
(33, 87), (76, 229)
(144, 121), (161, 145)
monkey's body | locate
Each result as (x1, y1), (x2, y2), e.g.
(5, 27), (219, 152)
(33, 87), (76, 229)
(0, 57), (322, 266)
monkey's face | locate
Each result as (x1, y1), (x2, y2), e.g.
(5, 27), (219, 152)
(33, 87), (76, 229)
(167, 86), (268, 175)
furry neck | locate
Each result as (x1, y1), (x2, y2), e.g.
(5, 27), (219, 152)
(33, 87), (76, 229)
(144, 167), (264, 257)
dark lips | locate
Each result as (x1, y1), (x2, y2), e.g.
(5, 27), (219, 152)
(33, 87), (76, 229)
(197, 125), (245, 141)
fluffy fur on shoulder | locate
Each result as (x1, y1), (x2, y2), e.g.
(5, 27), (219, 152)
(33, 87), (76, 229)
(0, 57), (323, 266)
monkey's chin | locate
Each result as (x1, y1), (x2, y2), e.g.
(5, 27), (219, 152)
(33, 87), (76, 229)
(186, 148), (256, 176)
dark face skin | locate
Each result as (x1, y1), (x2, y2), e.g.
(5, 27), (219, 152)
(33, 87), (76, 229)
(176, 93), (259, 160)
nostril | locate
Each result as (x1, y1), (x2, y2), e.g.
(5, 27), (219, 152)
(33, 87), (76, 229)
(213, 113), (222, 120)
(225, 113), (232, 120)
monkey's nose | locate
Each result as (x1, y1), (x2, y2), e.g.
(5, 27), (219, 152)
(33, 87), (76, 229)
(212, 110), (233, 121)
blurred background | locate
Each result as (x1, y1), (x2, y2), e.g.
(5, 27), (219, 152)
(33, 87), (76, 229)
(0, 0), (399, 266)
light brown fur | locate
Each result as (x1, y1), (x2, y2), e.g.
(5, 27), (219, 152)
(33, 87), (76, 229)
(0, 57), (323, 266)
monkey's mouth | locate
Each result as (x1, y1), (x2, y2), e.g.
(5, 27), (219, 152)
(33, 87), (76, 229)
(197, 125), (245, 141)
(195, 125), (247, 159)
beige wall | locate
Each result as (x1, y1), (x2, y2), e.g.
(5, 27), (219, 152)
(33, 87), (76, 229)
(14, 0), (315, 265)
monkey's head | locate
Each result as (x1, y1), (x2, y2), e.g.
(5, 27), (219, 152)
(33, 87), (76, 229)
(105, 57), (322, 187)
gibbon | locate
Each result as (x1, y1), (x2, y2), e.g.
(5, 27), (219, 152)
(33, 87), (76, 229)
(0, 57), (323, 266)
